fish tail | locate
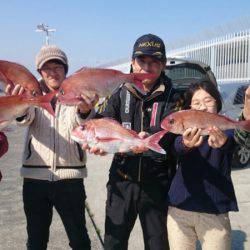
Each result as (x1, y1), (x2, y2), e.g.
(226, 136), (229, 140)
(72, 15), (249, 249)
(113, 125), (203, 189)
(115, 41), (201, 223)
(34, 92), (56, 116)
(144, 130), (167, 154)
(238, 120), (250, 132)
(127, 73), (156, 95)
(127, 73), (145, 94)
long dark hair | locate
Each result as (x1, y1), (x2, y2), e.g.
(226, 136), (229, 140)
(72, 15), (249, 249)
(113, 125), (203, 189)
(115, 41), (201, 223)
(184, 80), (222, 112)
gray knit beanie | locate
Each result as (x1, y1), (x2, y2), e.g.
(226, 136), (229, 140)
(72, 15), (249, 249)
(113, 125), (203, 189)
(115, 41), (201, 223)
(35, 45), (68, 73)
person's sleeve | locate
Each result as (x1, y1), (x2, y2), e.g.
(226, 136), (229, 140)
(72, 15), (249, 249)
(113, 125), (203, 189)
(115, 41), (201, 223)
(75, 108), (93, 124)
(16, 107), (35, 126)
(93, 90), (121, 120)
(219, 130), (236, 153)
(0, 132), (8, 157)
(145, 126), (161, 134)
(158, 132), (177, 153)
(74, 90), (122, 123)
(234, 112), (250, 149)
(76, 109), (92, 120)
(173, 135), (194, 155)
(159, 132), (192, 156)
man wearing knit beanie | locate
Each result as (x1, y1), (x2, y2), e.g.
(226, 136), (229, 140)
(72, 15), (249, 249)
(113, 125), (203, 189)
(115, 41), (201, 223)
(5, 45), (96, 250)
(35, 45), (69, 92)
(36, 45), (68, 74)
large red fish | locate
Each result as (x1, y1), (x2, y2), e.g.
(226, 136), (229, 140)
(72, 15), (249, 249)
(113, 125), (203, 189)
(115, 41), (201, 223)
(71, 118), (167, 154)
(161, 109), (250, 135)
(57, 67), (157, 105)
(0, 60), (42, 96)
(0, 93), (55, 131)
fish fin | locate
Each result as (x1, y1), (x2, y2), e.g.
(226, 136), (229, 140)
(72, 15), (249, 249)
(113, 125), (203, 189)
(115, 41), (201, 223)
(36, 92), (56, 117)
(74, 67), (89, 74)
(144, 130), (167, 154)
(238, 120), (250, 132)
(127, 73), (156, 95)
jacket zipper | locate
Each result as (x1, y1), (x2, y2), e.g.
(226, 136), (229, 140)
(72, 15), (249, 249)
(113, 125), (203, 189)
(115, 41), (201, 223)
(138, 100), (144, 182)
(52, 105), (57, 181)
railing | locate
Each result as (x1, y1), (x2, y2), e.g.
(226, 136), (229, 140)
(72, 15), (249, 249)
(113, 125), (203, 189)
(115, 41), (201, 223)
(167, 30), (250, 84)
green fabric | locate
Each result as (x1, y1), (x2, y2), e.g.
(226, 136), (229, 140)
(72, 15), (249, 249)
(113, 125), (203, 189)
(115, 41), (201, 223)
(234, 112), (250, 150)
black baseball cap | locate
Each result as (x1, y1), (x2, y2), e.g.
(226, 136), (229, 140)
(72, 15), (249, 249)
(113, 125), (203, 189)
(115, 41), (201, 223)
(132, 34), (166, 62)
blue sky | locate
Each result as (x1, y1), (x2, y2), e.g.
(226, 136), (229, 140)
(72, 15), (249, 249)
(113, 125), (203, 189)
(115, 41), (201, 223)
(1, 0), (250, 75)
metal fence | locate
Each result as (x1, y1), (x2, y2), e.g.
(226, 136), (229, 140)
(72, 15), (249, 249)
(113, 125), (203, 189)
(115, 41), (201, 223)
(167, 30), (250, 84)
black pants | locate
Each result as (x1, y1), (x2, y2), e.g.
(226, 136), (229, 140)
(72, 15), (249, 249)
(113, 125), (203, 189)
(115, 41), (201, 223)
(104, 180), (169, 250)
(23, 178), (91, 250)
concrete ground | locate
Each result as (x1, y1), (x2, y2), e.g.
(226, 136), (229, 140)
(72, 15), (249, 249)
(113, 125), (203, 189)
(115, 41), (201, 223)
(0, 127), (250, 249)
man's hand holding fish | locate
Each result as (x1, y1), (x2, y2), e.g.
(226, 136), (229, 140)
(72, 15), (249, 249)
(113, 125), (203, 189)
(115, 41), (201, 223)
(77, 92), (99, 115)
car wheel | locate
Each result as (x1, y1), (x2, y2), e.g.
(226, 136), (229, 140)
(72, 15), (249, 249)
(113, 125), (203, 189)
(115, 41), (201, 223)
(233, 146), (250, 168)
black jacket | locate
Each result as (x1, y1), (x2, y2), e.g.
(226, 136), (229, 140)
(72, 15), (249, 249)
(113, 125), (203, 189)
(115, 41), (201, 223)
(96, 76), (178, 184)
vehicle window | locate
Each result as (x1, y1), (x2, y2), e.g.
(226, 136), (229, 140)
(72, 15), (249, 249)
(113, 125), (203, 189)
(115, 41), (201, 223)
(165, 65), (205, 80)
(233, 85), (247, 105)
(219, 83), (249, 119)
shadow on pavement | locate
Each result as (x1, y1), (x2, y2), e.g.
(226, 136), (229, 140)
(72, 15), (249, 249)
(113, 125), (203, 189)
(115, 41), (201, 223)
(194, 229), (246, 250)
(232, 165), (250, 171)
(232, 229), (247, 250)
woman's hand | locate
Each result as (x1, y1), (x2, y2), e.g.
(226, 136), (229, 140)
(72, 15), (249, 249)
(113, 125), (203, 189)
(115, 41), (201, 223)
(182, 127), (203, 148)
(208, 126), (227, 148)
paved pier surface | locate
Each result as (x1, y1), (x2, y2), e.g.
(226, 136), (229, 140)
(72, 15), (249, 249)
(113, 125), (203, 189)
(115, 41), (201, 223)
(0, 127), (250, 249)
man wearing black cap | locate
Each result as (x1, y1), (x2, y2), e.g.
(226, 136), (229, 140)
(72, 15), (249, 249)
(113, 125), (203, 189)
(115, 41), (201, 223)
(85, 34), (176, 250)
(88, 34), (178, 250)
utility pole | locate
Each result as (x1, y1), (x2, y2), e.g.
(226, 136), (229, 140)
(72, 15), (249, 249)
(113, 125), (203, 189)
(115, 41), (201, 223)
(36, 23), (56, 45)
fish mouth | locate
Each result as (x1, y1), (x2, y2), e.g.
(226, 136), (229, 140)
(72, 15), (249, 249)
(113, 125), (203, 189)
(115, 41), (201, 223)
(160, 122), (169, 131)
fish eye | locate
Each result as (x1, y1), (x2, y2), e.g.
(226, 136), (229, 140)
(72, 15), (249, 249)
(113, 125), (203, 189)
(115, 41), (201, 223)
(60, 89), (65, 95)
(169, 119), (175, 125)
(32, 90), (37, 97)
